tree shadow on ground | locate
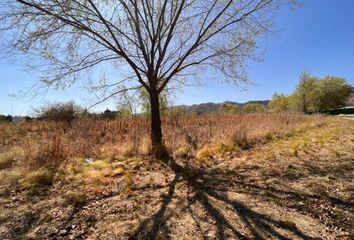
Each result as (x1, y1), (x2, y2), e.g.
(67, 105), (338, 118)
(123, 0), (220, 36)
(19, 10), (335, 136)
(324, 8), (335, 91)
(128, 159), (337, 240)
(128, 173), (182, 240)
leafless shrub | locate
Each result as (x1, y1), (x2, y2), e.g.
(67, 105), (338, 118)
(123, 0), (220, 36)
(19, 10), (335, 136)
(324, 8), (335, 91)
(34, 101), (83, 124)
(232, 128), (252, 150)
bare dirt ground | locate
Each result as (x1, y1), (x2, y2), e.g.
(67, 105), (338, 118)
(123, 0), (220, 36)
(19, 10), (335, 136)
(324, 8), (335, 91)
(0, 117), (353, 240)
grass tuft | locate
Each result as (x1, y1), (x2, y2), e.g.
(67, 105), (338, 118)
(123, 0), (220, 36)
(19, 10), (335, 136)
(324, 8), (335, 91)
(195, 146), (213, 162)
(0, 152), (15, 170)
(20, 167), (55, 195)
(173, 146), (191, 159)
(65, 191), (88, 207)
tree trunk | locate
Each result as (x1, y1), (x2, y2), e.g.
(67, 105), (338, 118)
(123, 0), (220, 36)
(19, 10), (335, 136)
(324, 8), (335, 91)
(149, 89), (168, 159)
(302, 93), (308, 114)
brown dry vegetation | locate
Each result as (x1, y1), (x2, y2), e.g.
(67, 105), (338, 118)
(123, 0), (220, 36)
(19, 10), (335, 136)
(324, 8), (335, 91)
(0, 113), (310, 166)
(0, 113), (353, 239)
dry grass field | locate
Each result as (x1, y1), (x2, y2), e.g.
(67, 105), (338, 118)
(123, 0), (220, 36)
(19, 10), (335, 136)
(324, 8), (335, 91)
(0, 113), (353, 239)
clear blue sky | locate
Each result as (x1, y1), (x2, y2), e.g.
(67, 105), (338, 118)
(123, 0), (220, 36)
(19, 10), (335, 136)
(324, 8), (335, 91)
(1, 0), (354, 116)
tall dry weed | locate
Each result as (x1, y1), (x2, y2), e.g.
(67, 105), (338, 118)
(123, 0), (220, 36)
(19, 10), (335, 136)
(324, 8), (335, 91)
(0, 113), (319, 168)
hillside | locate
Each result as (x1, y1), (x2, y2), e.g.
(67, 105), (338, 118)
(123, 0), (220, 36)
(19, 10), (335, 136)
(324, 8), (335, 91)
(175, 100), (270, 115)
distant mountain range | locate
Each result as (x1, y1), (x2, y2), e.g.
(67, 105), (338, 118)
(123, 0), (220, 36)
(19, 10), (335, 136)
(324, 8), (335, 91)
(174, 100), (270, 115)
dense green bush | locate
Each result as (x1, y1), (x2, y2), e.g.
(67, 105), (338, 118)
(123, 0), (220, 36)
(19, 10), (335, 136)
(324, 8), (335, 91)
(269, 72), (353, 113)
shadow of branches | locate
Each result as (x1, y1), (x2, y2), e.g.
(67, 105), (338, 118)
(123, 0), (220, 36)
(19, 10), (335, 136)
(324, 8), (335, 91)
(127, 158), (349, 239)
(128, 173), (182, 240)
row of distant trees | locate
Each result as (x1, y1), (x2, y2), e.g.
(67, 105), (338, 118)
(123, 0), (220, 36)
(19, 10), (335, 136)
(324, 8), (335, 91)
(0, 114), (32, 123)
(0, 89), (171, 123)
(0, 114), (14, 123)
(1, 72), (352, 123)
(219, 103), (267, 114)
(220, 73), (353, 114)
(268, 72), (353, 113)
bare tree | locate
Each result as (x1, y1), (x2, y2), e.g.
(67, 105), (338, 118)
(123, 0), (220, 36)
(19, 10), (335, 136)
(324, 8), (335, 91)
(0, 0), (297, 158)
